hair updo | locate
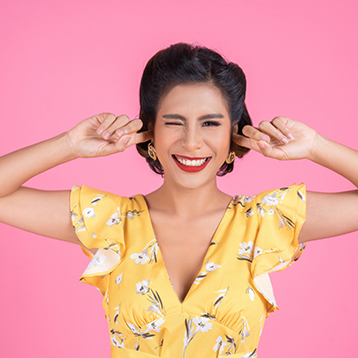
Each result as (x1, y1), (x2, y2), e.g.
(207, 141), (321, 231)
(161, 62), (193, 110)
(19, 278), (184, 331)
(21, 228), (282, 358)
(136, 42), (252, 176)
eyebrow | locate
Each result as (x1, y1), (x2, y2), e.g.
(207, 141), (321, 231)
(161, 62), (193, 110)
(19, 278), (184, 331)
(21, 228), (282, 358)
(162, 113), (225, 121)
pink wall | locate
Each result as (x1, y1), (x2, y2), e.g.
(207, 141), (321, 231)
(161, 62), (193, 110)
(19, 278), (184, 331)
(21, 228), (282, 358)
(1, 0), (357, 356)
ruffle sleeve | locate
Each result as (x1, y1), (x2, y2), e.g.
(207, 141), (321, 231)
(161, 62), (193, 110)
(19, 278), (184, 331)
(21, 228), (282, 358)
(70, 185), (126, 295)
(250, 183), (306, 314)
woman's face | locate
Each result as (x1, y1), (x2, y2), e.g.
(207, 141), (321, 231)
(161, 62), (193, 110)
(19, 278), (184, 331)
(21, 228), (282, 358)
(154, 82), (232, 189)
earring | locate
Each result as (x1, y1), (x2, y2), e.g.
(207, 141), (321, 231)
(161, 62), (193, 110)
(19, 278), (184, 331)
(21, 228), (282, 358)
(226, 151), (235, 164)
(147, 141), (157, 161)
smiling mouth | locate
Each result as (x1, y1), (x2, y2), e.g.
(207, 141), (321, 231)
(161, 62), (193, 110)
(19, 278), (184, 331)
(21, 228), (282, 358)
(172, 155), (211, 172)
(173, 155), (210, 167)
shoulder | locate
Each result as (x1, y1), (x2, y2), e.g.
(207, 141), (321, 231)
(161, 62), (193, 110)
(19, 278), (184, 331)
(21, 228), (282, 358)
(230, 183), (306, 217)
(71, 185), (145, 211)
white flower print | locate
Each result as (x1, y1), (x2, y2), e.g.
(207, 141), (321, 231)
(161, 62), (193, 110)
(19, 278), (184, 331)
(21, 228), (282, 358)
(262, 194), (279, 206)
(110, 330), (125, 348)
(241, 195), (255, 203)
(136, 280), (150, 295)
(256, 203), (266, 217)
(245, 207), (254, 217)
(192, 316), (213, 333)
(130, 249), (150, 265)
(238, 241), (254, 261)
(104, 241), (121, 255)
(106, 212), (121, 227)
(240, 350), (257, 358)
(149, 242), (159, 262)
(297, 190), (305, 202)
(239, 317), (250, 343)
(71, 210), (77, 222)
(268, 208), (275, 215)
(91, 251), (107, 267)
(183, 316), (213, 357)
(213, 335), (238, 356)
(254, 246), (263, 258)
(111, 335), (123, 347)
(113, 304), (121, 325)
(144, 317), (165, 334)
(247, 287), (255, 301)
(212, 336), (229, 354)
(147, 301), (160, 314)
(213, 286), (230, 309)
(83, 206), (95, 218)
(205, 261), (221, 272)
(75, 224), (86, 233)
(232, 194), (256, 208)
(194, 261), (221, 285)
(90, 194), (105, 205)
(115, 273), (123, 285)
(126, 319), (164, 350)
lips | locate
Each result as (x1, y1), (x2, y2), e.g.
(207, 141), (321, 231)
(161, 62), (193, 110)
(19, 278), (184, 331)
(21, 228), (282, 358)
(172, 155), (211, 172)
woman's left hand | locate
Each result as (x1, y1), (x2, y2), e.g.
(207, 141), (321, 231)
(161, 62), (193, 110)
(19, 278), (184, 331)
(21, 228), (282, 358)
(233, 116), (318, 160)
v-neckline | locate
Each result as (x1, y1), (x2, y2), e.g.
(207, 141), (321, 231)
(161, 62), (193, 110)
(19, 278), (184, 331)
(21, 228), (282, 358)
(139, 194), (234, 306)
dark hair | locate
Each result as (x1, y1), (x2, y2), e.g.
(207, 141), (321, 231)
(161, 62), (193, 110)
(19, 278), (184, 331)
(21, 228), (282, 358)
(136, 42), (252, 176)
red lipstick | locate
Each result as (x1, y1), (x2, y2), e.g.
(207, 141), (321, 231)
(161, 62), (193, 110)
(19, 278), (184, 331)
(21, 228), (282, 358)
(172, 155), (211, 173)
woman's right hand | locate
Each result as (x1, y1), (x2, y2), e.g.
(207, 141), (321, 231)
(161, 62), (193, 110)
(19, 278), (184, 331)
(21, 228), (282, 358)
(66, 113), (153, 158)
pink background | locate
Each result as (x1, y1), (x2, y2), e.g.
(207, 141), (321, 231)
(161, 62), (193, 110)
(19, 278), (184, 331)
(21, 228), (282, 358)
(1, 0), (357, 357)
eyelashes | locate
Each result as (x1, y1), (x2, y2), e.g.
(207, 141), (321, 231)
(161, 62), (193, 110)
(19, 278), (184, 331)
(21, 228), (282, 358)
(165, 121), (221, 127)
(202, 121), (221, 127)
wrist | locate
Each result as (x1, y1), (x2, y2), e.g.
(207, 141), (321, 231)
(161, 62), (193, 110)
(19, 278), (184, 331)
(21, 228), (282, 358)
(307, 132), (328, 163)
(62, 131), (81, 160)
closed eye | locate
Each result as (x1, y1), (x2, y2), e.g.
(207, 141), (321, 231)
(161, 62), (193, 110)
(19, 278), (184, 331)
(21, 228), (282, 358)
(202, 121), (221, 127)
(165, 122), (183, 126)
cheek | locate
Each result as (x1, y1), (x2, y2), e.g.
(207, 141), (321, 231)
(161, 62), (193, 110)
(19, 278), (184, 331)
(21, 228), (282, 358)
(209, 130), (232, 154)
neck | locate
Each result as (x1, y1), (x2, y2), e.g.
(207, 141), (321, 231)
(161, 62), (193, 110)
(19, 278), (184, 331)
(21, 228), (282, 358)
(145, 177), (231, 218)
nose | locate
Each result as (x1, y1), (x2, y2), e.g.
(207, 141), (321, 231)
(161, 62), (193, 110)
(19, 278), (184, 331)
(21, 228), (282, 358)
(180, 125), (203, 151)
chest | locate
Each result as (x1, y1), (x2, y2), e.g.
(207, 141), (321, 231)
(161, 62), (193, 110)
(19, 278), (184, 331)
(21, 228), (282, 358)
(149, 215), (225, 303)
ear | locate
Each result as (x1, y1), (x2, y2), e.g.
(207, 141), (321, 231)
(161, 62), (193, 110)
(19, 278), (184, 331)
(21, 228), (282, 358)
(233, 123), (239, 133)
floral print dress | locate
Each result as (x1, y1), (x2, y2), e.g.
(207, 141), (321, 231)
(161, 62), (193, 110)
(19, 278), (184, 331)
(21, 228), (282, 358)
(71, 183), (306, 358)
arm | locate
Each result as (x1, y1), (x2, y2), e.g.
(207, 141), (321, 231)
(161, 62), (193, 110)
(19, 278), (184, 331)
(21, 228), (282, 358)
(233, 117), (358, 243)
(0, 113), (152, 245)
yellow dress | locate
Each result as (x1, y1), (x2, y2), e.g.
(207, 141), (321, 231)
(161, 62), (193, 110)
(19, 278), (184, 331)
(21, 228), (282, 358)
(71, 183), (306, 358)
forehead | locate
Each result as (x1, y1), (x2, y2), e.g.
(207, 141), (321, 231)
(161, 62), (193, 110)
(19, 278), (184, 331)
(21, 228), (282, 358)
(157, 83), (229, 116)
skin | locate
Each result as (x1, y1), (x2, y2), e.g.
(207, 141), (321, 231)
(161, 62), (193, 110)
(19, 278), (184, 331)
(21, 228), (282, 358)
(0, 82), (358, 302)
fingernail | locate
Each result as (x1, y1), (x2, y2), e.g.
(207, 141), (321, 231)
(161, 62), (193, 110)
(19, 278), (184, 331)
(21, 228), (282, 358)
(257, 141), (266, 149)
(122, 136), (130, 144)
(116, 129), (124, 137)
(287, 133), (294, 140)
(281, 137), (289, 144)
(103, 132), (110, 139)
(262, 135), (270, 142)
(97, 128), (103, 135)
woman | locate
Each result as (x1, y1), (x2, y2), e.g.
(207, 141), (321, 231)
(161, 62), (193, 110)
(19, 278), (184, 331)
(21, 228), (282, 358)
(1, 43), (357, 357)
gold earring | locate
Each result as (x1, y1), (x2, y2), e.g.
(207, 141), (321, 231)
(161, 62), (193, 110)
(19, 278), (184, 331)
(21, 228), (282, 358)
(148, 142), (157, 161)
(226, 151), (235, 164)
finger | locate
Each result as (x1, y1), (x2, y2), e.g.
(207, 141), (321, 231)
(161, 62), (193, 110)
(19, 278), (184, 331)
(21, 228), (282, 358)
(119, 118), (143, 135)
(103, 117), (143, 141)
(271, 116), (294, 139)
(118, 130), (153, 149)
(233, 134), (273, 154)
(241, 125), (271, 142)
(256, 140), (288, 160)
(258, 120), (290, 145)
(232, 133), (254, 149)
(99, 115), (131, 139)
(132, 130), (153, 145)
(96, 113), (119, 136)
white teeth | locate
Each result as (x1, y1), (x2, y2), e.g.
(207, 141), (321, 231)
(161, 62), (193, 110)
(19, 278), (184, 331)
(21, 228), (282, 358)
(175, 156), (207, 166)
